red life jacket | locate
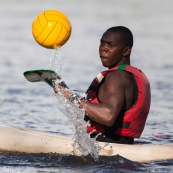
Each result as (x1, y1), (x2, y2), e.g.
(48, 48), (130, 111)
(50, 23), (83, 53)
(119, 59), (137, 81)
(86, 64), (151, 138)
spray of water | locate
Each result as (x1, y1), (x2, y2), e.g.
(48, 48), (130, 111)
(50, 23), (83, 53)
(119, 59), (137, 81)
(49, 48), (101, 160)
(48, 48), (66, 77)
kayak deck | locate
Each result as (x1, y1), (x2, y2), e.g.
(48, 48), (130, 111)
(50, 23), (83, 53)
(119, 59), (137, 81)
(0, 125), (172, 163)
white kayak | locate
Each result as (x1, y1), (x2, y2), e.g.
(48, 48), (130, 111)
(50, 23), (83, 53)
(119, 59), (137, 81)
(0, 125), (172, 163)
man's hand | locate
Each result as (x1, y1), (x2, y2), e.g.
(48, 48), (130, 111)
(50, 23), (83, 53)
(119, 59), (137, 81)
(54, 81), (69, 97)
(54, 81), (86, 107)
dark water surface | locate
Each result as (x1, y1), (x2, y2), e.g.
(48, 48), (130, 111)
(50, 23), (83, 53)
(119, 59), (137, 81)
(0, 0), (173, 172)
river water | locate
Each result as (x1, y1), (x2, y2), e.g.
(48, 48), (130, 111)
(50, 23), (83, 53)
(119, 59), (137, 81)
(0, 0), (173, 172)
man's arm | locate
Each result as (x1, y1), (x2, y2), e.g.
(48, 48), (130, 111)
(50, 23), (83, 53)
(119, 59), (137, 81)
(80, 71), (126, 126)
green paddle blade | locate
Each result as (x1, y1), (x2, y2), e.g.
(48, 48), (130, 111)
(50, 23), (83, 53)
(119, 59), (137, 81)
(23, 69), (61, 88)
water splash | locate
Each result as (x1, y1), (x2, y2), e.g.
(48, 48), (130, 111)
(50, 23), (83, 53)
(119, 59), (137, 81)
(49, 48), (101, 160)
(55, 87), (101, 160)
(48, 47), (66, 77)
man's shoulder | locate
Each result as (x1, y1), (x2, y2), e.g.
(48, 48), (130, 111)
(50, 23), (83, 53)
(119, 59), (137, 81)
(105, 70), (133, 86)
(106, 70), (130, 79)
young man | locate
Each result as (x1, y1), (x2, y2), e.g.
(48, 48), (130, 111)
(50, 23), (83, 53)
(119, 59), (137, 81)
(58, 26), (151, 144)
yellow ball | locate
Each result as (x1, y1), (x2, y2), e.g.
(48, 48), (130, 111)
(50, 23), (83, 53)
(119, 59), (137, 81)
(32, 10), (71, 49)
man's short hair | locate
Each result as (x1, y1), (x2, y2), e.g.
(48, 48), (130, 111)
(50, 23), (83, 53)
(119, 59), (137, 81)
(106, 26), (133, 48)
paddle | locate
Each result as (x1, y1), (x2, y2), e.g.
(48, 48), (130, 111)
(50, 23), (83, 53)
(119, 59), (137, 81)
(23, 69), (61, 89)
(24, 69), (83, 102)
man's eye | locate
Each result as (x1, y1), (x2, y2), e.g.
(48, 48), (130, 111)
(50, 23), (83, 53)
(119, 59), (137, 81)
(100, 41), (105, 46)
(108, 43), (115, 47)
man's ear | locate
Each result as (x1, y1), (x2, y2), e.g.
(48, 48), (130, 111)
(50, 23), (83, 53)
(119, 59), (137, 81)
(123, 47), (132, 57)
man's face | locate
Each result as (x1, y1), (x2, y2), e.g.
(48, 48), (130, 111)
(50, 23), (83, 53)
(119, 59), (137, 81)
(99, 31), (127, 68)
